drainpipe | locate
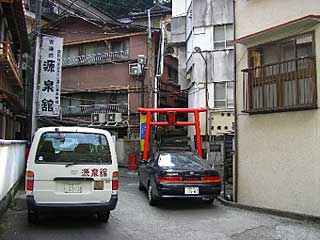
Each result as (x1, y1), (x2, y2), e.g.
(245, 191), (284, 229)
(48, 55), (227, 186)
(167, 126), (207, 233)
(233, 0), (238, 203)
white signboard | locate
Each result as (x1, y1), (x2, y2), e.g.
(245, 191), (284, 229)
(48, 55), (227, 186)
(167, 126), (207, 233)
(38, 36), (63, 116)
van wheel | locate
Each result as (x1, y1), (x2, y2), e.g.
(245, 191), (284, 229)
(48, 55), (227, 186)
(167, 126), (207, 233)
(28, 210), (39, 224)
(148, 183), (158, 206)
(97, 211), (110, 222)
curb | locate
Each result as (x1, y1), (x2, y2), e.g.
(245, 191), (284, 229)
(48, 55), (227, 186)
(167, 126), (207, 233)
(217, 197), (320, 223)
(0, 178), (22, 218)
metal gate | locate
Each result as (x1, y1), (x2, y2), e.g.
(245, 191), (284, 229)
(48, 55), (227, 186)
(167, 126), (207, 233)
(208, 134), (234, 200)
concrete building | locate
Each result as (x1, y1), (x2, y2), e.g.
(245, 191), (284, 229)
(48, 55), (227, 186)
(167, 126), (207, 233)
(235, 0), (320, 217)
(171, 0), (235, 145)
(0, 0), (29, 139)
(127, 3), (187, 109)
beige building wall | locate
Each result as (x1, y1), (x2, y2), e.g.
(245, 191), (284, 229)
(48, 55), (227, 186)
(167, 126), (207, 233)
(235, 0), (320, 217)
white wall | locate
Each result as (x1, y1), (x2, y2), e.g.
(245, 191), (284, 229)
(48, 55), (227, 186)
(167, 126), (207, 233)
(236, 0), (320, 217)
(193, 26), (214, 52)
(172, 0), (187, 17)
(0, 141), (26, 201)
(236, 0), (320, 38)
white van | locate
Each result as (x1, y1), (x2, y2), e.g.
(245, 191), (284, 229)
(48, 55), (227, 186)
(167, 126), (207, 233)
(25, 127), (118, 224)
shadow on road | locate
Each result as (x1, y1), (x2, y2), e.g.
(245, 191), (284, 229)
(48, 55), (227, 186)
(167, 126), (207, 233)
(147, 198), (218, 211)
(30, 213), (109, 229)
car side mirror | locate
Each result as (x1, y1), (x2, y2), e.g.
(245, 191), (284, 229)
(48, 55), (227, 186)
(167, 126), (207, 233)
(139, 160), (147, 165)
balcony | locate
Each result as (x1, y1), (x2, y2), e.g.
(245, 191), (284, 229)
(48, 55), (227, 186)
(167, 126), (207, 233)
(61, 103), (128, 116)
(0, 42), (23, 89)
(62, 50), (129, 67)
(242, 57), (317, 114)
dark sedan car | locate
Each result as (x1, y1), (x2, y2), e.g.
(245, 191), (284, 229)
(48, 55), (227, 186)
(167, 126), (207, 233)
(138, 152), (221, 206)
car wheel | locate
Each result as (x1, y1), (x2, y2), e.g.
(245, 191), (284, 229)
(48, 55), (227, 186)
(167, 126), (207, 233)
(97, 210), (110, 223)
(28, 210), (39, 224)
(203, 197), (214, 205)
(148, 183), (158, 206)
(138, 179), (144, 191)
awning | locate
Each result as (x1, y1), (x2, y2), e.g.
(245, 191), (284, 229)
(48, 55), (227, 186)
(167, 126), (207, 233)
(236, 15), (320, 45)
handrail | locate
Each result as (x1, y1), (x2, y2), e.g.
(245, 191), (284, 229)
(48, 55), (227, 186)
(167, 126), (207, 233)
(62, 50), (129, 67)
(242, 57), (317, 113)
(241, 56), (315, 72)
(62, 103), (129, 116)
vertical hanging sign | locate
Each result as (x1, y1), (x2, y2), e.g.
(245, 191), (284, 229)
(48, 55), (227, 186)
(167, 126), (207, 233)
(140, 114), (146, 152)
(38, 36), (63, 116)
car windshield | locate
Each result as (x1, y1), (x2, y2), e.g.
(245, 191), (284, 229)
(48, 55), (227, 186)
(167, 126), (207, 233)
(35, 132), (112, 164)
(158, 153), (209, 170)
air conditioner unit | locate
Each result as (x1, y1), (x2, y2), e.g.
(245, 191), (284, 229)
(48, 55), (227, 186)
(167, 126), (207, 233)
(91, 113), (106, 124)
(129, 63), (142, 76)
(106, 113), (122, 124)
(137, 55), (146, 65)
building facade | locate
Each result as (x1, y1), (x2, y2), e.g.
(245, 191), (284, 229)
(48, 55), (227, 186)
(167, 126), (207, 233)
(235, 0), (320, 217)
(127, 3), (187, 109)
(0, 0), (28, 139)
(171, 0), (235, 144)
(42, 16), (154, 134)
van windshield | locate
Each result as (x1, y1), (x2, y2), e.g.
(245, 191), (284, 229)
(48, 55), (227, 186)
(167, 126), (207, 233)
(35, 132), (112, 164)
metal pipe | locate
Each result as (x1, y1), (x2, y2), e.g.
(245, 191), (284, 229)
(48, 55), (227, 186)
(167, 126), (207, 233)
(31, 0), (42, 138)
(233, 0), (239, 203)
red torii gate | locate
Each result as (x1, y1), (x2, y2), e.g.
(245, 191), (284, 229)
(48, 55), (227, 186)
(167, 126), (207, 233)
(138, 107), (207, 161)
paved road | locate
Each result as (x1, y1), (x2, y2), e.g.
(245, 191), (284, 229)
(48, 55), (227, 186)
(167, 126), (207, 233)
(1, 172), (320, 240)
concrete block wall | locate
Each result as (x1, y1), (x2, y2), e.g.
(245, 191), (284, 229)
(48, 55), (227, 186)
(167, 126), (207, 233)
(116, 139), (140, 167)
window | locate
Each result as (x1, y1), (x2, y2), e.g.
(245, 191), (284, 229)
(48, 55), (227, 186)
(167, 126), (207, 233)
(62, 39), (129, 66)
(158, 153), (209, 170)
(62, 46), (79, 59)
(36, 132), (111, 164)
(109, 39), (129, 53)
(168, 67), (178, 83)
(214, 24), (233, 50)
(214, 82), (234, 108)
(79, 42), (108, 56)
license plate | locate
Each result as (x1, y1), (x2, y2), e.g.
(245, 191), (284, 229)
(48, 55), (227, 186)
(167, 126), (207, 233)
(184, 186), (199, 195)
(64, 183), (82, 193)
(94, 180), (104, 190)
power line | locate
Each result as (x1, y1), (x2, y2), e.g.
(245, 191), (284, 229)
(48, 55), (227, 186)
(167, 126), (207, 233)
(58, 0), (80, 17)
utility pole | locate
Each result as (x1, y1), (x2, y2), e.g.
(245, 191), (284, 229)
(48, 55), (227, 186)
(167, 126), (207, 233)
(147, 9), (153, 108)
(31, 0), (42, 137)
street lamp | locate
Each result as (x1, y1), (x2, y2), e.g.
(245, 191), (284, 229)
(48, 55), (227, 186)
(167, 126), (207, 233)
(193, 46), (208, 142)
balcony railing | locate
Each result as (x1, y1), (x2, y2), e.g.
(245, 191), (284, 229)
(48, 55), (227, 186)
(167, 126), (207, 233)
(0, 42), (23, 89)
(61, 104), (128, 116)
(62, 50), (129, 67)
(242, 57), (317, 114)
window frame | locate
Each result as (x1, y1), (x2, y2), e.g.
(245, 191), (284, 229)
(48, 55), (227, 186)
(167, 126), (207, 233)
(213, 81), (234, 109)
(213, 24), (234, 51)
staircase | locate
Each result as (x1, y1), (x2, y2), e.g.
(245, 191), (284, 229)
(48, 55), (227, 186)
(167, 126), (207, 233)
(157, 127), (191, 152)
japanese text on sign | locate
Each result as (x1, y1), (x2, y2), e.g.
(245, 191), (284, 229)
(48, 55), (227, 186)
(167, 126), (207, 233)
(38, 36), (63, 116)
(81, 168), (108, 177)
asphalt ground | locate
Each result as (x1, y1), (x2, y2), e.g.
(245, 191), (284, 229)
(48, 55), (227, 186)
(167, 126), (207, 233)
(0, 170), (319, 240)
